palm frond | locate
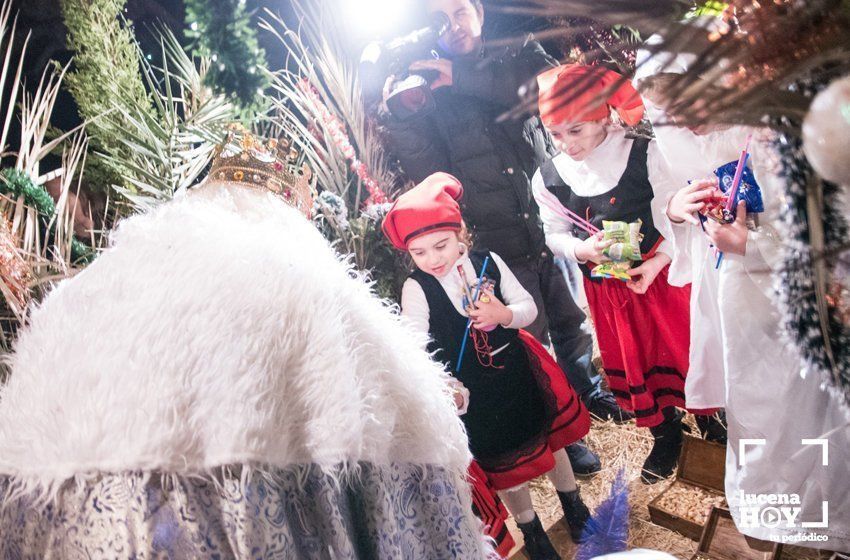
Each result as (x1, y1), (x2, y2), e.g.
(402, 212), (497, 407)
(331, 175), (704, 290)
(259, 3), (409, 297)
(48, 132), (90, 267)
(260, 1), (398, 204)
(500, 0), (849, 133)
(1, 0), (102, 333)
(15, 62), (85, 176)
(634, 3), (849, 133)
(103, 26), (240, 210)
(488, 0), (688, 36)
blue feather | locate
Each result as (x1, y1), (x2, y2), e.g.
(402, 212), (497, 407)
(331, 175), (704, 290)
(575, 469), (630, 560)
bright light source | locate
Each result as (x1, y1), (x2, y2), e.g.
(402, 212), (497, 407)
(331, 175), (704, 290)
(339, 0), (415, 41)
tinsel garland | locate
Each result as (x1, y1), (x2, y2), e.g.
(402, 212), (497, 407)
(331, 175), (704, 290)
(773, 81), (850, 416)
(0, 169), (93, 265)
(297, 79), (389, 206)
(0, 170), (55, 214)
(575, 470), (629, 560)
(184, 0), (268, 112)
(312, 191), (350, 237)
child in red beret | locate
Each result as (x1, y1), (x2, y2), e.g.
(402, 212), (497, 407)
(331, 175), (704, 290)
(532, 64), (718, 484)
(384, 172), (593, 558)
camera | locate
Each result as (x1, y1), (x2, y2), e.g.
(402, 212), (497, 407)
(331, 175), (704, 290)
(360, 12), (450, 120)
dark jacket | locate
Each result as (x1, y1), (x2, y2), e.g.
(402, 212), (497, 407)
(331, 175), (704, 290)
(381, 38), (558, 265)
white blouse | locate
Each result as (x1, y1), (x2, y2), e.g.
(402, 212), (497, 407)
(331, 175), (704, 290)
(400, 250), (537, 337)
(530, 128), (680, 264)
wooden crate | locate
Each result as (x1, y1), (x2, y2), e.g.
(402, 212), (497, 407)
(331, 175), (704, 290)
(690, 506), (783, 560)
(648, 435), (727, 541)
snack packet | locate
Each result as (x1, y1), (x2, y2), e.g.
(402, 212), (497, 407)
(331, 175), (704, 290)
(591, 261), (633, 282)
(713, 159), (764, 214)
(601, 220), (644, 262)
(701, 160), (765, 223)
(700, 191), (730, 223)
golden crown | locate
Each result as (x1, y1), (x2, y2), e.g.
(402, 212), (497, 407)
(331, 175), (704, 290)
(207, 125), (314, 217)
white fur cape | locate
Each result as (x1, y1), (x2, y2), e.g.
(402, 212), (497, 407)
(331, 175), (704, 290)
(0, 182), (472, 495)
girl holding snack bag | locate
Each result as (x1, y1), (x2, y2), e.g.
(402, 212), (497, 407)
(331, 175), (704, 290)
(530, 64), (716, 484)
(383, 173), (592, 559)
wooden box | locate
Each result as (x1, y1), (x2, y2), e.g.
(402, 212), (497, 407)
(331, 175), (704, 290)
(648, 435), (727, 541)
(690, 506), (783, 560)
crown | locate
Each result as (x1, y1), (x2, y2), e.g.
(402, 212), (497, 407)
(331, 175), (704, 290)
(207, 125), (314, 217)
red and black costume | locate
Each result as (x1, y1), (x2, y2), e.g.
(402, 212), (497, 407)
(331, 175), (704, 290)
(409, 249), (590, 488)
(537, 138), (707, 427)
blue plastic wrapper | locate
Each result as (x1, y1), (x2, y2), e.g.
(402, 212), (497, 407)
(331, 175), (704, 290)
(713, 159), (764, 215)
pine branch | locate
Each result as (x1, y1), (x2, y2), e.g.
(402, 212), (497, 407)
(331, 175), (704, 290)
(184, 0), (269, 115)
(60, 0), (155, 192)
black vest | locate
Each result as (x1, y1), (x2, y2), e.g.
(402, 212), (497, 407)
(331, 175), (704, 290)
(410, 251), (547, 462)
(410, 251), (518, 374)
(539, 136), (661, 279)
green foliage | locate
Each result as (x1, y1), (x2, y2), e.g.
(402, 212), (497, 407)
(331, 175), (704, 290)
(690, 1), (728, 17)
(184, 0), (269, 115)
(352, 213), (411, 302)
(59, 0), (240, 209)
(60, 0), (154, 193)
(0, 168), (93, 263)
(311, 193), (410, 301)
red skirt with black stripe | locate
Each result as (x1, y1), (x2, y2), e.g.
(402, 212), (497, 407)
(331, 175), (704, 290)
(479, 330), (591, 490)
(584, 265), (714, 428)
(468, 461), (515, 557)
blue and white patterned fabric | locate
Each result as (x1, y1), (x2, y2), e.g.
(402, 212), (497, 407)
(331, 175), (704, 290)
(0, 463), (489, 559)
(0, 183), (492, 559)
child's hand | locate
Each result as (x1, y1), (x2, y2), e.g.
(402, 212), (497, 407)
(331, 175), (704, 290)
(703, 200), (748, 255)
(575, 231), (614, 264)
(668, 178), (717, 225)
(467, 288), (512, 330)
(627, 252), (672, 294)
(453, 388), (466, 410)
(448, 379), (470, 415)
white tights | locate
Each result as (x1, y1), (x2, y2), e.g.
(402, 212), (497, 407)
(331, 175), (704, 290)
(496, 448), (577, 524)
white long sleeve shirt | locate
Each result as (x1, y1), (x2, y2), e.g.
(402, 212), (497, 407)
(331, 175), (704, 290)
(400, 250), (537, 337)
(531, 128), (680, 264)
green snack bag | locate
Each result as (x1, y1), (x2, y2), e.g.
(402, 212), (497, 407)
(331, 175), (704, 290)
(602, 220), (643, 262)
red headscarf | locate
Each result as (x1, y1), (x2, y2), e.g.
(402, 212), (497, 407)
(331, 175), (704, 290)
(382, 172), (464, 250)
(537, 64), (645, 127)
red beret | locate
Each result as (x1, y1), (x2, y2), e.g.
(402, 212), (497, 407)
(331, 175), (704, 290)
(382, 172), (464, 250)
(537, 64), (645, 127)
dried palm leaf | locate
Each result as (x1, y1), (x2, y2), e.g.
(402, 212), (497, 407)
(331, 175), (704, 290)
(260, 2), (408, 296)
(501, 0), (849, 133)
(0, 0), (28, 158)
(0, 0), (96, 335)
(260, 1), (397, 204)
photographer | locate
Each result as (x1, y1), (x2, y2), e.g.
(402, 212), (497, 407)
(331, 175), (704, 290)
(377, 0), (633, 473)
